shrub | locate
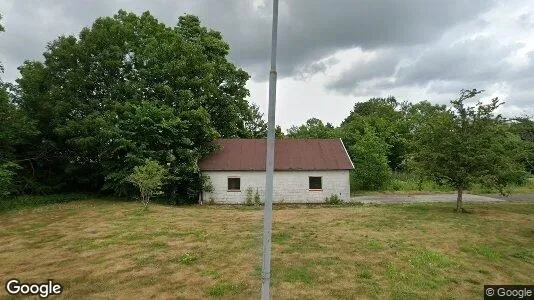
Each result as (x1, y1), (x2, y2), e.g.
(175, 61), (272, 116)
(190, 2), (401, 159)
(325, 194), (343, 205)
(202, 175), (214, 193)
(253, 189), (262, 205)
(128, 160), (167, 208)
(0, 162), (21, 197)
(244, 187), (254, 205)
(349, 128), (392, 191)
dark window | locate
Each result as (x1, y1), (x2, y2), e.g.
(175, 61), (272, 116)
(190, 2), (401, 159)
(309, 176), (322, 190)
(228, 177), (241, 191)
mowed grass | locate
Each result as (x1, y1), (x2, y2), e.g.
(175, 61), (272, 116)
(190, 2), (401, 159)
(1, 200), (534, 299)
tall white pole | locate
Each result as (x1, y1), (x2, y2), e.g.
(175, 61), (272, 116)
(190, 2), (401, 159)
(261, 0), (278, 299)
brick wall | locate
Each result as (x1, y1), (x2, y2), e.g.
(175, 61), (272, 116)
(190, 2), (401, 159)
(202, 170), (350, 204)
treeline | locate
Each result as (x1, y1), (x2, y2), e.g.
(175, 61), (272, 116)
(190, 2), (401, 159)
(1, 11), (533, 206)
(0, 11), (267, 202)
(285, 94), (534, 197)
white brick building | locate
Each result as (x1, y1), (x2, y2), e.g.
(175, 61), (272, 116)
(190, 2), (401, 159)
(199, 139), (354, 204)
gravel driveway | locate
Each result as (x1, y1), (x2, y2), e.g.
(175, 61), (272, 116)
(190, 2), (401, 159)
(349, 193), (534, 204)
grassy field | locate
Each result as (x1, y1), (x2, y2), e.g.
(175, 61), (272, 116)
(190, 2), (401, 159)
(352, 172), (534, 196)
(1, 200), (533, 299)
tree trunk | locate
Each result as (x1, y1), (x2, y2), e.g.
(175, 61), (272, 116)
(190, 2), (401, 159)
(456, 188), (463, 213)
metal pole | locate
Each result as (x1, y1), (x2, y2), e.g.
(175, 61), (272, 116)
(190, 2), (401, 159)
(262, 0), (278, 299)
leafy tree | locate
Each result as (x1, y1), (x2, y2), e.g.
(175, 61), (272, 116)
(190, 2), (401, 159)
(0, 15), (38, 195)
(287, 118), (336, 138)
(243, 103), (267, 138)
(348, 127), (391, 190)
(15, 11), (252, 199)
(128, 160), (167, 208)
(340, 97), (409, 171)
(275, 125), (284, 139)
(509, 117), (534, 174)
(411, 89), (526, 212)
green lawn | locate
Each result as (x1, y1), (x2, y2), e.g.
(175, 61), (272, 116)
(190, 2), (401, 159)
(1, 199), (533, 299)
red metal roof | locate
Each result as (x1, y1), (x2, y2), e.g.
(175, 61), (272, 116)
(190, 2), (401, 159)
(199, 139), (354, 171)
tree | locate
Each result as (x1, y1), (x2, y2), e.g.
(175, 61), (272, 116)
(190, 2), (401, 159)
(509, 117), (534, 174)
(243, 103), (267, 138)
(348, 127), (391, 190)
(275, 125), (284, 139)
(128, 160), (167, 208)
(340, 97), (409, 171)
(15, 11), (252, 199)
(287, 118), (336, 138)
(411, 89), (526, 212)
(0, 14), (38, 196)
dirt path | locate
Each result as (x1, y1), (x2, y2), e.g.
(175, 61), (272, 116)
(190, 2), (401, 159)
(350, 193), (534, 204)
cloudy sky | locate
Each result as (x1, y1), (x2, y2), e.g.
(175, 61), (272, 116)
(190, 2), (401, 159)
(1, 0), (534, 129)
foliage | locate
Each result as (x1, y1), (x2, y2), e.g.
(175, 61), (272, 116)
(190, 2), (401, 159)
(411, 89), (526, 212)
(14, 11), (260, 199)
(0, 193), (90, 212)
(0, 162), (21, 197)
(244, 187), (254, 205)
(340, 97), (410, 171)
(0, 20), (38, 196)
(287, 118), (336, 139)
(253, 189), (262, 205)
(202, 175), (214, 193)
(509, 117), (534, 174)
(128, 160), (168, 207)
(349, 127), (392, 190)
(275, 125), (285, 139)
(243, 103), (267, 138)
(244, 187), (262, 206)
(325, 194), (343, 205)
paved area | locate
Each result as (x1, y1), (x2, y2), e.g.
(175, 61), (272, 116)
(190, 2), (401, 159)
(350, 193), (511, 204)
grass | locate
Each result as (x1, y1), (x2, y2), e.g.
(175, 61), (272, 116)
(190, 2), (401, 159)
(352, 172), (534, 195)
(1, 199), (534, 298)
(0, 194), (92, 212)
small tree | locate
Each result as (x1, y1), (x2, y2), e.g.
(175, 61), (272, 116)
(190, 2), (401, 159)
(412, 89), (526, 212)
(349, 127), (392, 190)
(128, 160), (167, 208)
(0, 162), (21, 197)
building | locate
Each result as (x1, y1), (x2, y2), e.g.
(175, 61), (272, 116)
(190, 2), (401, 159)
(199, 139), (354, 204)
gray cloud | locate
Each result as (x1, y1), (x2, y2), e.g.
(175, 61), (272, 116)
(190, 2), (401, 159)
(0, 0), (496, 82)
(324, 48), (403, 93)
(396, 37), (524, 85)
(2, 0), (533, 124)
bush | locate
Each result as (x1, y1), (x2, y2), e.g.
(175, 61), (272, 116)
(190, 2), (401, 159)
(325, 194), (343, 205)
(128, 160), (168, 208)
(0, 162), (21, 197)
(245, 187), (262, 206)
(253, 189), (262, 205)
(349, 128), (392, 191)
(244, 187), (254, 205)
(0, 194), (91, 212)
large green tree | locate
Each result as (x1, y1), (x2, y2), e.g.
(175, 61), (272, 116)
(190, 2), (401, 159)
(340, 97), (409, 171)
(15, 11), (257, 200)
(509, 117), (534, 174)
(0, 14), (38, 195)
(348, 127), (391, 190)
(411, 89), (526, 212)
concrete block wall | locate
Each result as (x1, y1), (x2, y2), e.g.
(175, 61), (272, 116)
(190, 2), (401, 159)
(202, 170), (350, 204)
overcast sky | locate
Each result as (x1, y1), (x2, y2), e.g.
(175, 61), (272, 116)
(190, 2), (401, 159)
(1, 0), (534, 129)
